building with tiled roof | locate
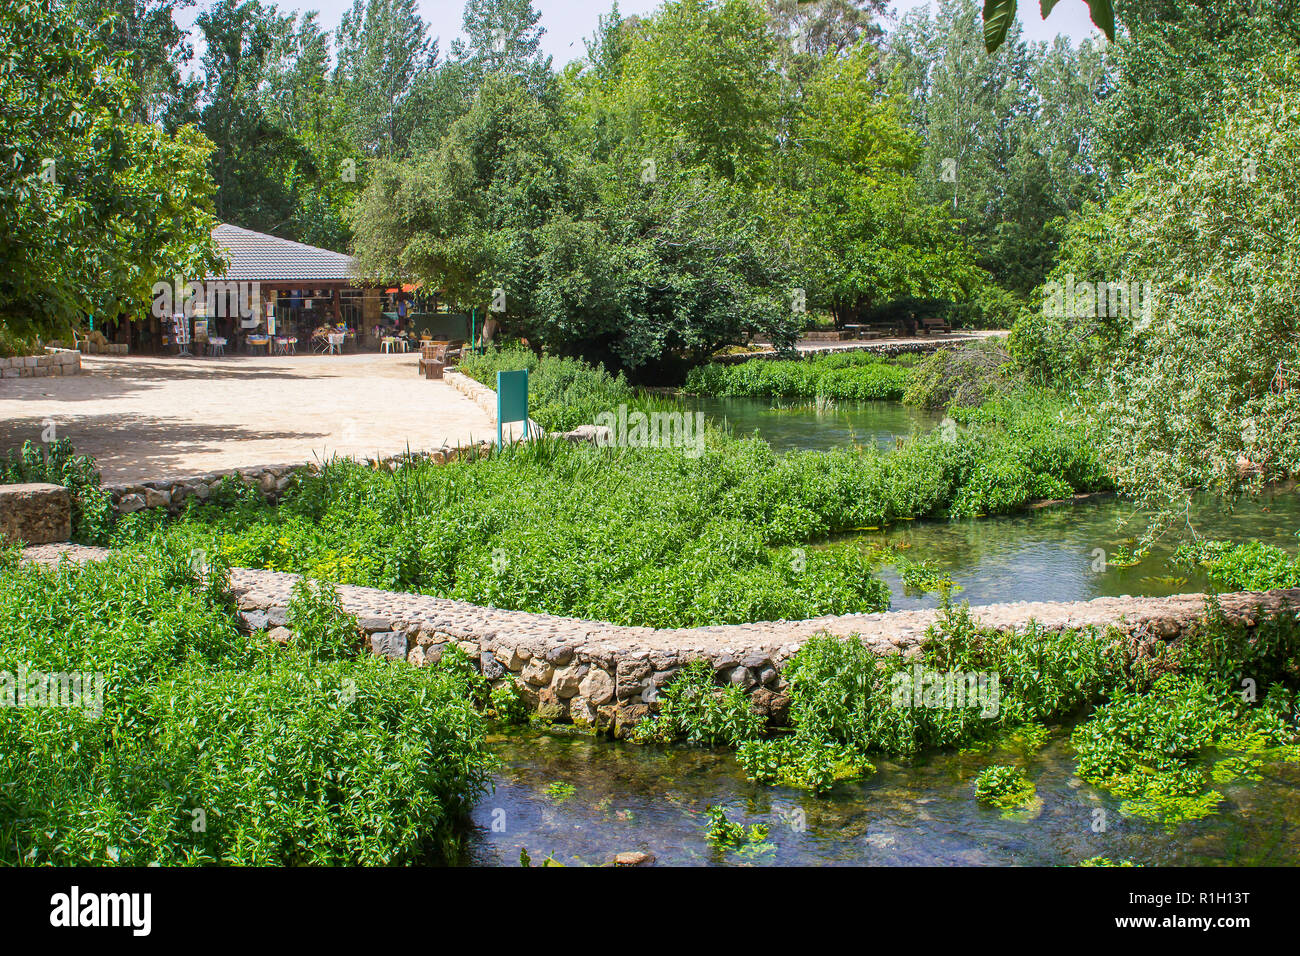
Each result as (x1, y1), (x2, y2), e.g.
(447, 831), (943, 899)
(206, 224), (358, 283)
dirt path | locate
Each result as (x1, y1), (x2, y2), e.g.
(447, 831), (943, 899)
(0, 353), (498, 481)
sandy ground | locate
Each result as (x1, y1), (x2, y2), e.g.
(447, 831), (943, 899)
(0, 353), (500, 482)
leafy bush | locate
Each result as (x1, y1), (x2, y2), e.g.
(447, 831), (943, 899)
(136, 381), (1106, 628)
(0, 545), (494, 865)
(902, 341), (1015, 410)
(704, 806), (770, 849)
(630, 660), (764, 746)
(286, 577), (364, 662)
(1071, 602), (1300, 826)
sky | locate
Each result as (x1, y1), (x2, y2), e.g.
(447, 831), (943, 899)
(177, 0), (1102, 69)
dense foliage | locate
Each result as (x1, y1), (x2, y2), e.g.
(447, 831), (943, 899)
(639, 599), (1300, 823)
(0, 0), (219, 339)
(0, 544), (494, 865)
(683, 351), (914, 402)
(1012, 55), (1300, 522)
(113, 392), (1109, 628)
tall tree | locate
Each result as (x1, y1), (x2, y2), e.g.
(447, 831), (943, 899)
(615, 0), (780, 183)
(0, 0), (219, 339)
(885, 0), (1106, 294)
(1097, 0), (1300, 180)
(66, 0), (198, 126)
(452, 0), (553, 97)
(335, 0), (437, 157)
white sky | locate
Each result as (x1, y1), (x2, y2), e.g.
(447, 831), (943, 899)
(177, 0), (1101, 70)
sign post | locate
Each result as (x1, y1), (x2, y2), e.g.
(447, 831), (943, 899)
(496, 369), (530, 449)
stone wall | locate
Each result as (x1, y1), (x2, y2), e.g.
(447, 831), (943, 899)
(0, 349), (81, 379)
(26, 544), (1300, 737)
(104, 444), (496, 516)
(712, 337), (984, 365)
(1, 484), (72, 544)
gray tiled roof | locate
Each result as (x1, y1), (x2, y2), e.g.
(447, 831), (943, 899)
(206, 224), (358, 282)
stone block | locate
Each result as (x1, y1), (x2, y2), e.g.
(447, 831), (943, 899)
(0, 483), (71, 544)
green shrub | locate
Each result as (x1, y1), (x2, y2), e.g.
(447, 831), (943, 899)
(704, 805), (770, 849)
(459, 344), (651, 432)
(0, 546), (494, 865)
(286, 577), (364, 662)
(1174, 537), (1300, 592)
(630, 660), (764, 746)
(902, 342), (1015, 410)
(684, 353), (910, 401)
(131, 353), (1108, 628)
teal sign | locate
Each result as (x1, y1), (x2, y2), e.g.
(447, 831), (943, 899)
(496, 369), (531, 447)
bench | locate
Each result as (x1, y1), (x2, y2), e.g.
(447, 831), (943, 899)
(919, 316), (952, 335)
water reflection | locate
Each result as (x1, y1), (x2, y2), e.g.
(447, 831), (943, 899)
(463, 730), (1300, 867)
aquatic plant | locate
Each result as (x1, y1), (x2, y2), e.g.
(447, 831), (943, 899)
(974, 765), (1037, 810)
(1174, 537), (1300, 592)
(704, 806), (771, 850)
(684, 352), (910, 402)
(630, 660), (765, 747)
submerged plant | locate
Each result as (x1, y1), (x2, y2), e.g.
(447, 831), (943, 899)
(704, 806), (772, 859)
(974, 765), (1037, 810)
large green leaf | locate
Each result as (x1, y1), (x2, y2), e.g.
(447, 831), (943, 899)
(983, 0), (1018, 52)
(985, 1), (1117, 52)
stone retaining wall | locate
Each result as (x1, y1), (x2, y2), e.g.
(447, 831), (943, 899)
(104, 443), (496, 516)
(712, 336), (985, 364)
(23, 543), (1300, 737)
(0, 349), (81, 379)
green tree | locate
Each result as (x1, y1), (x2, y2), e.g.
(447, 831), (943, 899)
(66, 0), (198, 126)
(452, 0), (553, 97)
(1097, 0), (1300, 180)
(335, 0), (438, 157)
(615, 0), (780, 182)
(0, 0), (219, 340)
(886, 0), (1106, 294)
(792, 43), (986, 324)
(1015, 57), (1300, 522)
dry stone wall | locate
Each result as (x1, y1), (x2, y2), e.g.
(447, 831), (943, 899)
(24, 543), (1300, 737)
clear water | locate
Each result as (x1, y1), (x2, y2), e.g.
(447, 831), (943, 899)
(857, 493), (1300, 611)
(676, 393), (1299, 609)
(462, 729), (1300, 867)
(679, 394), (942, 453)
(454, 396), (1300, 868)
